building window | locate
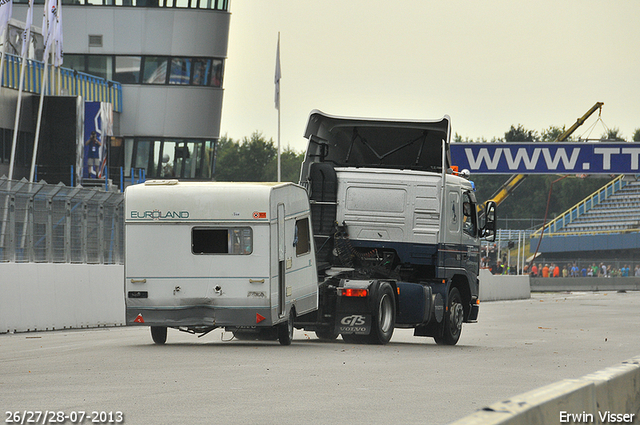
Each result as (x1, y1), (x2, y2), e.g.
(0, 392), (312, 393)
(192, 58), (211, 86)
(142, 56), (169, 84)
(211, 59), (223, 87)
(51, 0), (228, 9)
(65, 54), (224, 87)
(87, 55), (112, 80)
(168, 58), (191, 85)
(125, 138), (215, 180)
(115, 56), (141, 84)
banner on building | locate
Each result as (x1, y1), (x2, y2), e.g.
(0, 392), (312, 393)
(450, 143), (640, 175)
(82, 101), (113, 180)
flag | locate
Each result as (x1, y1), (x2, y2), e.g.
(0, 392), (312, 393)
(53, 2), (62, 66)
(41, 0), (57, 52)
(20, 0), (33, 58)
(274, 33), (281, 110)
(0, 0), (12, 37)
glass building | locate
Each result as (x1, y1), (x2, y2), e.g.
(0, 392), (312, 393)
(11, 0), (230, 182)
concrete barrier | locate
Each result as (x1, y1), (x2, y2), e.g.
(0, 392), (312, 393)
(531, 277), (640, 292)
(479, 269), (531, 301)
(0, 263), (125, 333)
(449, 356), (640, 425)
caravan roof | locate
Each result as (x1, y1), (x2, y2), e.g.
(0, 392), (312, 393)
(125, 181), (309, 223)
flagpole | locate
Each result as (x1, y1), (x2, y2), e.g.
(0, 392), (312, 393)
(277, 90), (281, 183)
(30, 0), (56, 182)
(9, 0), (33, 181)
(30, 52), (49, 182)
(0, 26), (7, 89)
(55, 0), (61, 94)
(275, 32), (281, 182)
(0, 0), (11, 89)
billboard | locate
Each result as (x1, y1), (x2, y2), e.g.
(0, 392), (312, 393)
(82, 102), (113, 179)
(450, 143), (640, 174)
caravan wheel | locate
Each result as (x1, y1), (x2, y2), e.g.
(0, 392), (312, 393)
(278, 309), (295, 346)
(150, 326), (167, 345)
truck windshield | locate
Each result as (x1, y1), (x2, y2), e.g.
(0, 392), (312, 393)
(192, 227), (252, 255)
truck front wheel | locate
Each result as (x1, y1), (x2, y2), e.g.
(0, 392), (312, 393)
(150, 326), (167, 345)
(369, 282), (395, 344)
(435, 287), (463, 345)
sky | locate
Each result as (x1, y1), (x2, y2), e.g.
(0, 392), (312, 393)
(219, 0), (640, 152)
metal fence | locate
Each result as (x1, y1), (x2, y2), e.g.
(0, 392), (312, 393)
(2, 53), (123, 112)
(0, 177), (124, 264)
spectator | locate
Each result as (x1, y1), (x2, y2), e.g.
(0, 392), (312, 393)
(570, 263), (579, 277)
(553, 264), (560, 278)
(542, 264), (550, 278)
(635, 265), (640, 277)
(530, 263), (538, 277)
(581, 266), (587, 277)
(562, 265), (569, 277)
(492, 260), (505, 275)
(621, 265), (630, 277)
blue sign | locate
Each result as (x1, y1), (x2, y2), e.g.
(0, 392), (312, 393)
(450, 143), (640, 174)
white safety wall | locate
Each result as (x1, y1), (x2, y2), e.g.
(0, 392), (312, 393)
(0, 264), (125, 333)
(478, 268), (531, 302)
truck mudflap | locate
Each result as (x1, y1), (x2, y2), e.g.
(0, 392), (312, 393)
(468, 297), (480, 322)
(336, 313), (372, 335)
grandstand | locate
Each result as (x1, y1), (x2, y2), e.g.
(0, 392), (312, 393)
(531, 175), (640, 264)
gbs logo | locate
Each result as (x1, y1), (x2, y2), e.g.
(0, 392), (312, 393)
(340, 315), (366, 327)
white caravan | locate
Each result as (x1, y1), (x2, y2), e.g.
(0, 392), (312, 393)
(124, 181), (318, 345)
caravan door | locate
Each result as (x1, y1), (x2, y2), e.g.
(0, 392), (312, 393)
(277, 203), (286, 317)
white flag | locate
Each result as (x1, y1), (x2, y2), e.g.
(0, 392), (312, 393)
(0, 0), (12, 37)
(53, 2), (62, 66)
(42, 0), (56, 50)
(274, 34), (281, 110)
(20, 0), (33, 58)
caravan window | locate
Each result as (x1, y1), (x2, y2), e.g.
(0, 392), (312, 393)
(192, 228), (252, 255)
(295, 218), (311, 256)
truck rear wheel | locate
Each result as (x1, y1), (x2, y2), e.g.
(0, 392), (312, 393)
(150, 326), (167, 345)
(435, 287), (463, 345)
(368, 282), (395, 344)
(278, 308), (295, 346)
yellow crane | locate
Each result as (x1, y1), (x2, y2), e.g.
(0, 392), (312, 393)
(478, 102), (604, 213)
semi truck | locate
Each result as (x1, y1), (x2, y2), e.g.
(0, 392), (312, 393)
(124, 110), (496, 345)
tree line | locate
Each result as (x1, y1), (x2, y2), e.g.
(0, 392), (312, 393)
(214, 132), (304, 183)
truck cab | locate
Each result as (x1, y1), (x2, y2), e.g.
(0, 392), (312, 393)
(296, 110), (496, 344)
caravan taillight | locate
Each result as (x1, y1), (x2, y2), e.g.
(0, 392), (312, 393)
(339, 288), (369, 297)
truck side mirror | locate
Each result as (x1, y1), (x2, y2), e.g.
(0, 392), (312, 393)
(481, 201), (497, 241)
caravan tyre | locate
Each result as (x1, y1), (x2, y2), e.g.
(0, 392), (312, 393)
(435, 287), (463, 345)
(150, 326), (167, 345)
(368, 282), (395, 344)
(278, 309), (295, 346)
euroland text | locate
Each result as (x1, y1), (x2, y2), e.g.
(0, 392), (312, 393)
(560, 410), (635, 423)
